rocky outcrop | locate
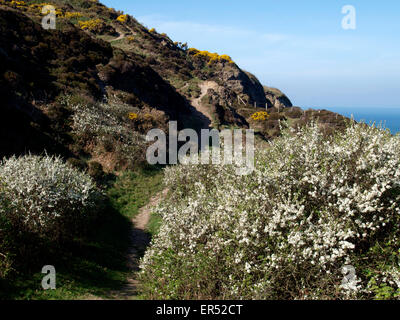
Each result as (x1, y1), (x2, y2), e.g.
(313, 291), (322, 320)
(264, 86), (293, 109)
(220, 68), (267, 108)
(197, 82), (249, 128)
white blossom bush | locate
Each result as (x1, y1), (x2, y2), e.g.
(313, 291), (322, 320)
(139, 122), (400, 299)
(0, 187), (13, 278)
(0, 154), (101, 240)
(66, 96), (148, 168)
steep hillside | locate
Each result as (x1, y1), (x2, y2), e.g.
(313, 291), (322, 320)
(0, 1), (189, 171)
(0, 0), (347, 169)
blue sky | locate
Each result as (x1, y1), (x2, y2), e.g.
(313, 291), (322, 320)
(102, 0), (400, 109)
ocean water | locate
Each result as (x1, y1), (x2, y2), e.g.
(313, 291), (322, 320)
(322, 107), (400, 134)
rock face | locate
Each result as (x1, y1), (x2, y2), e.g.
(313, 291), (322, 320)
(184, 51), (268, 110)
(221, 68), (267, 108)
(196, 81), (249, 128)
(188, 68), (293, 129)
(264, 86), (293, 109)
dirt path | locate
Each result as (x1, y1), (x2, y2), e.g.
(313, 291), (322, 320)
(112, 188), (169, 300)
(134, 188), (168, 230)
(190, 81), (219, 129)
(86, 188), (168, 300)
(113, 32), (125, 41)
(110, 25), (137, 42)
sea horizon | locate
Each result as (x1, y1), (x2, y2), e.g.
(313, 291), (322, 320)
(313, 106), (400, 134)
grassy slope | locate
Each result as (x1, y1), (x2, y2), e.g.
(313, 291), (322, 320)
(108, 166), (164, 220)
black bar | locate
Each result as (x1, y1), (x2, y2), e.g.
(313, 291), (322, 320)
(0, 300), (398, 319)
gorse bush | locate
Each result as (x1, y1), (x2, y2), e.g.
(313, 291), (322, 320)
(64, 12), (83, 19)
(0, 154), (101, 241)
(251, 111), (270, 121)
(140, 122), (400, 299)
(78, 18), (103, 31)
(116, 14), (128, 23)
(188, 48), (234, 65)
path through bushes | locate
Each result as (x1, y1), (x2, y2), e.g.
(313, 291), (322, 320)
(89, 188), (168, 300)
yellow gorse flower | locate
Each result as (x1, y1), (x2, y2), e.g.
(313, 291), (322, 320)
(3, 1), (63, 16)
(65, 12), (83, 19)
(78, 18), (103, 31)
(251, 111), (270, 121)
(128, 112), (138, 120)
(188, 48), (234, 65)
(116, 14), (128, 23)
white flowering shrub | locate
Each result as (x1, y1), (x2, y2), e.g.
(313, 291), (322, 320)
(0, 187), (13, 278)
(140, 122), (400, 299)
(0, 155), (101, 241)
(66, 96), (148, 169)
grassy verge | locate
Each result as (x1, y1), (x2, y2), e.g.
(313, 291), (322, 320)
(107, 165), (164, 220)
(146, 213), (163, 237)
(0, 165), (164, 300)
